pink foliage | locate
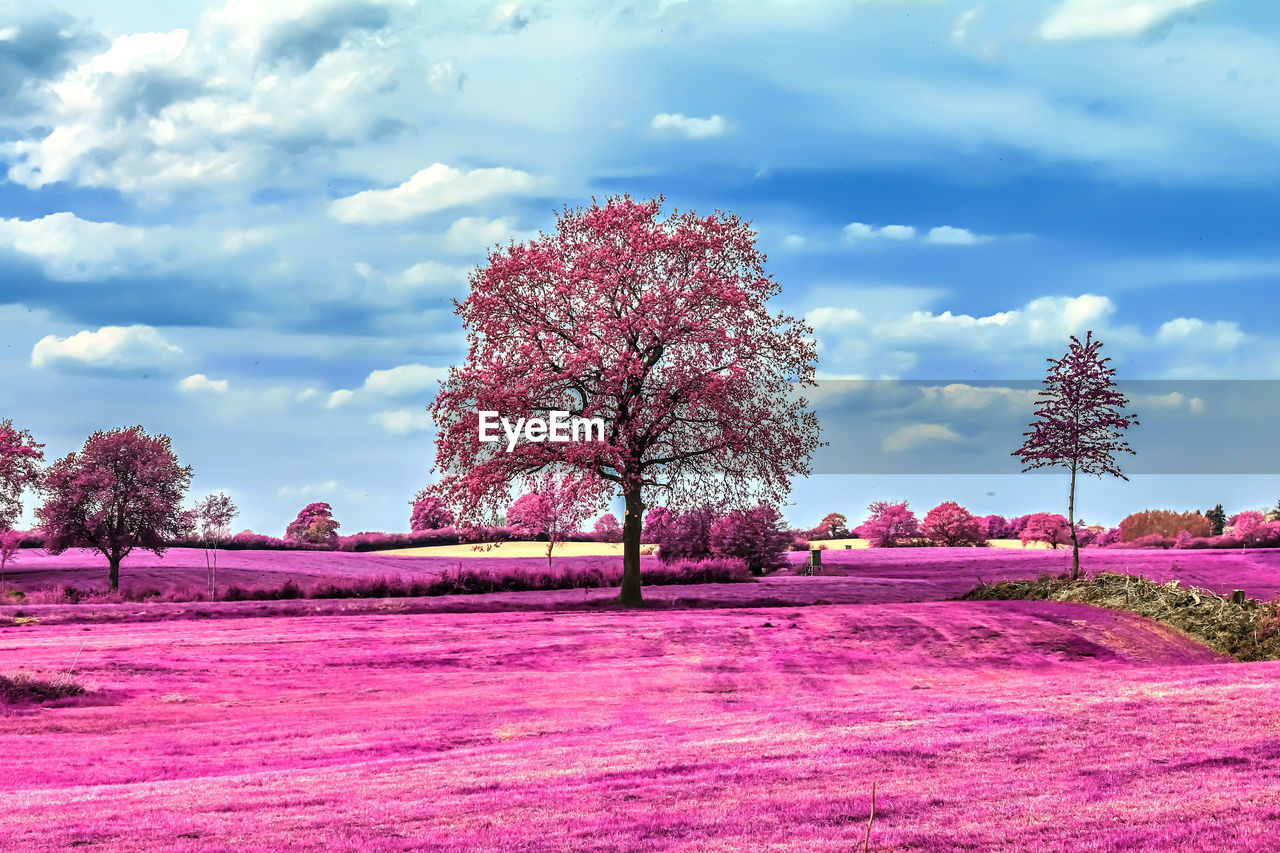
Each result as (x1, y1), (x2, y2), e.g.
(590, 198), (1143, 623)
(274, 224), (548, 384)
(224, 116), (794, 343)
(0, 528), (20, 582)
(920, 501), (987, 547)
(428, 195), (821, 605)
(858, 501), (921, 548)
(505, 472), (597, 568)
(707, 505), (792, 574)
(0, 418), (44, 531)
(409, 490), (455, 532)
(652, 505), (718, 564)
(1228, 511), (1267, 546)
(981, 515), (1014, 540)
(285, 502), (341, 547)
(1020, 513), (1072, 549)
(36, 425), (192, 590)
(591, 512), (623, 543)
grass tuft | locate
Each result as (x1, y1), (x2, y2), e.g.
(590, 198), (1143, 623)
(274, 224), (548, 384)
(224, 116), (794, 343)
(0, 672), (87, 705)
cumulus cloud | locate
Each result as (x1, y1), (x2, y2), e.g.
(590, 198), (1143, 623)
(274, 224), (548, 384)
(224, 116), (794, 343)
(650, 112), (728, 139)
(1040, 0), (1208, 41)
(396, 260), (470, 289)
(1155, 317), (1245, 350)
(845, 221), (995, 246)
(361, 363), (447, 396)
(371, 408), (433, 435)
(882, 423), (965, 452)
(31, 325), (184, 371)
(844, 222), (916, 242)
(924, 225), (991, 245)
(178, 373), (229, 393)
(807, 306), (866, 329)
(443, 216), (531, 254)
(326, 389), (356, 408)
(329, 163), (541, 224)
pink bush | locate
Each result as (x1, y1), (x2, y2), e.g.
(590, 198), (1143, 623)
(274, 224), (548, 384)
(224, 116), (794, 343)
(1229, 511), (1267, 546)
(921, 501), (987, 547)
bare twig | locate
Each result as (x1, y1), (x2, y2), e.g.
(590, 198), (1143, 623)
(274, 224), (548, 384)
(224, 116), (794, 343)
(863, 781), (877, 853)
(68, 639), (87, 676)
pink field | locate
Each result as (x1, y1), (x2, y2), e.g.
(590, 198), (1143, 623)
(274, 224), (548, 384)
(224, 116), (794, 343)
(4, 548), (1280, 850)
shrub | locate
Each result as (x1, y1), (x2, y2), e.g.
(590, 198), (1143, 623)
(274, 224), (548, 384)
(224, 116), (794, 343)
(1228, 511), (1267, 546)
(0, 673), (86, 705)
(1119, 509), (1211, 542)
(920, 501), (987, 547)
(858, 501), (920, 548)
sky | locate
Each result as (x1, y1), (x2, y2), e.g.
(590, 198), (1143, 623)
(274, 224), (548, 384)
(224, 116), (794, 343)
(1, 0), (1278, 534)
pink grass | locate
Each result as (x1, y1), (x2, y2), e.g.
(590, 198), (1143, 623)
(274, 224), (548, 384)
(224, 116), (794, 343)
(6, 603), (1278, 851)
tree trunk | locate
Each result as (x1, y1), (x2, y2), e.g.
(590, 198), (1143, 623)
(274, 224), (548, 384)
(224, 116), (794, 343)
(109, 554), (121, 591)
(619, 488), (644, 607)
(1067, 464), (1080, 581)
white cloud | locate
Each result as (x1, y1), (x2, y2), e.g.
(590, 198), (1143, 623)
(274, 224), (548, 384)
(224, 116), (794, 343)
(31, 325), (184, 371)
(650, 112), (728, 139)
(952, 6), (982, 41)
(372, 408), (432, 435)
(362, 363), (447, 396)
(782, 234), (807, 249)
(296, 388), (319, 402)
(883, 423), (965, 452)
(444, 216), (530, 254)
(395, 260), (470, 289)
(277, 480), (341, 500)
(844, 222), (916, 242)
(807, 306), (867, 329)
(844, 221), (995, 246)
(1040, 0), (1209, 41)
(1156, 317), (1244, 349)
(329, 163), (541, 224)
(924, 225), (990, 245)
(178, 373), (229, 393)
(326, 389), (356, 408)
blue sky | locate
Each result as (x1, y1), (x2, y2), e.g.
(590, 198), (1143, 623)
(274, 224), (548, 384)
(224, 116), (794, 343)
(1, 0), (1278, 534)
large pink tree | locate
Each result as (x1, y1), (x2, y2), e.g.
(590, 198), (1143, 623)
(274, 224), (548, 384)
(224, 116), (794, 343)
(1013, 331), (1138, 580)
(430, 196), (821, 606)
(37, 426), (193, 590)
(0, 418), (44, 531)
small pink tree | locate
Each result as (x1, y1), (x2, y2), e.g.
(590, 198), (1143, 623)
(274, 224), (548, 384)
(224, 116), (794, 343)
(592, 513), (623, 543)
(0, 418), (44, 532)
(859, 501), (920, 548)
(37, 426), (193, 590)
(193, 492), (238, 597)
(921, 501), (986, 547)
(709, 505), (791, 573)
(285, 502), (340, 547)
(428, 196), (821, 606)
(1020, 513), (1072, 549)
(1013, 331), (1138, 579)
(505, 472), (596, 569)
(0, 529), (20, 586)
(409, 490), (455, 532)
